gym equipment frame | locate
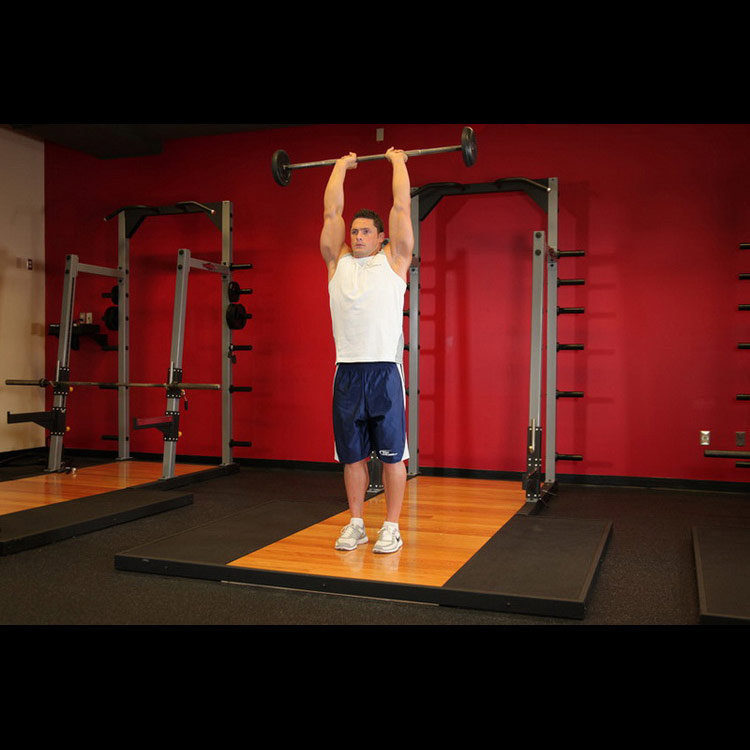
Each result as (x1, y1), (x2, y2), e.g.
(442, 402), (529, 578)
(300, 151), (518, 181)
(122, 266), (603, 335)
(385, 176), (585, 509)
(6, 201), (249, 478)
(6, 243), (129, 472)
(147, 232), (253, 480)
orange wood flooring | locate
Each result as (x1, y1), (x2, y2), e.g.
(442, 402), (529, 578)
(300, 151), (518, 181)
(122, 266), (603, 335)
(229, 476), (526, 589)
(0, 461), (207, 515)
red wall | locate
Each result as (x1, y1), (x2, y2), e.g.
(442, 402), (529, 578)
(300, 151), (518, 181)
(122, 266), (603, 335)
(43, 123), (750, 483)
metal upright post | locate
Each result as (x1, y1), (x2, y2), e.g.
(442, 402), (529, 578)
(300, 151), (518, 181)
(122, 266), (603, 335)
(117, 212), (131, 461)
(220, 201), (234, 467)
(48, 254), (79, 472)
(526, 231), (547, 502)
(544, 178), (559, 486)
(408, 193), (421, 477)
(163, 249), (191, 479)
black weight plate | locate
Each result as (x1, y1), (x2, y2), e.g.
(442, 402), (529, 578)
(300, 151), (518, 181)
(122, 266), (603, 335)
(226, 303), (247, 330)
(272, 149), (292, 186)
(103, 306), (118, 331)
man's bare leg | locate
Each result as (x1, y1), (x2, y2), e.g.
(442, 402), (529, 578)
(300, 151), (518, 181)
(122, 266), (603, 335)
(382, 460), (406, 523)
(335, 459), (370, 550)
(343, 459), (369, 518)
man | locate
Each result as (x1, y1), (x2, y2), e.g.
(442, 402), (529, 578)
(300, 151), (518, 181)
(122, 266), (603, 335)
(320, 147), (414, 554)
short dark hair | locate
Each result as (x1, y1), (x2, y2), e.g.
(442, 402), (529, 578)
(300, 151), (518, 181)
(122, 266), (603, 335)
(352, 208), (384, 234)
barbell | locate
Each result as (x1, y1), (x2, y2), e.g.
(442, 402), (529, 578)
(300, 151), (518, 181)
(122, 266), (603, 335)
(271, 126), (477, 187)
(5, 379), (220, 390)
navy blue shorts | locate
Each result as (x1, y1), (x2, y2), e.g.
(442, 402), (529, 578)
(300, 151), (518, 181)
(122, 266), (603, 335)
(332, 362), (409, 465)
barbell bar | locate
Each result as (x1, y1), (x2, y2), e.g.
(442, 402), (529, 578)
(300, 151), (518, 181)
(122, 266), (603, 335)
(5, 379), (221, 390)
(271, 126), (477, 187)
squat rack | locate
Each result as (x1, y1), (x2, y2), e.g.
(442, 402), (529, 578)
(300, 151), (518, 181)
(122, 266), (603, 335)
(6, 201), (251, 478)
(373, 177), (586, 509)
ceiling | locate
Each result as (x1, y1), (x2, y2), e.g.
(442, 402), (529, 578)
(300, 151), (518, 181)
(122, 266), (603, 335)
(3, 123), (300, 159)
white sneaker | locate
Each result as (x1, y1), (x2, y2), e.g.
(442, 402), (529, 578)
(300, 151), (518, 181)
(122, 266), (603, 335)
(373, 524), (403, 554)
(335, 522), (368, 551)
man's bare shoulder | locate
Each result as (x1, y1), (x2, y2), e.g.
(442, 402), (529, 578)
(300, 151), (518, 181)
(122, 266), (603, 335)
(326, 246), (351, 281)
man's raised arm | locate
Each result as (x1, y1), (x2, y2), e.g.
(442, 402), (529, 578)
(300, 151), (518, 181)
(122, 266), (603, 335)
(385, 148), (414, 279)
(320, 153), (357, 278)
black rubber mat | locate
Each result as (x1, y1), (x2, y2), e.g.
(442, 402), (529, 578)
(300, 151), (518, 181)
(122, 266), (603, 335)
(0, 488), (193, 555)
(446, 515), (613, 618)
(119, 497), (346, 565)
(693, 525), (750, 624)
(115, 502), (612, 619)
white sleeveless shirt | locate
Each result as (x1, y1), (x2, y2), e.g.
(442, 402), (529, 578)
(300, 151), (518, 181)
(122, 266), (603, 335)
(329, 251), (407, 363)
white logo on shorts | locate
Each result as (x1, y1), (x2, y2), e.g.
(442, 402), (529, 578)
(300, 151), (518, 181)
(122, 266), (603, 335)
(379, 449), (397, 457)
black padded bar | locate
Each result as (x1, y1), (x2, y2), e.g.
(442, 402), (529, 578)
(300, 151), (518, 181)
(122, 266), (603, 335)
(412, 177), (551, 221)
(6, 409), (61, 431)
(104, 201), (225, 237)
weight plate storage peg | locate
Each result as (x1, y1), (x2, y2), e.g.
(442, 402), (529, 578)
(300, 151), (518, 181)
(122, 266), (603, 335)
(102, 284), (119, 305)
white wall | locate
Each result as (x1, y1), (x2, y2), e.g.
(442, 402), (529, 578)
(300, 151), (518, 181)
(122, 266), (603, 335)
(0, 128), (46, 452)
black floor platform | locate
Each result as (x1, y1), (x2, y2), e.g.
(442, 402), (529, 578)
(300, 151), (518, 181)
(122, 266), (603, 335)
(115, 498), (613, 619)
(0, 487), (193, 555)
(693, 525), (750, 624)
(0, 465), (239, 555)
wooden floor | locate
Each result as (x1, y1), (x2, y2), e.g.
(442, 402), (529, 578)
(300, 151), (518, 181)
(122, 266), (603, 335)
(0, 461), (206, 515)
(229, 475), (526, 589)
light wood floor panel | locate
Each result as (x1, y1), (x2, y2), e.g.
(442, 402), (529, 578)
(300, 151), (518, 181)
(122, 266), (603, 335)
(229, 476), (526, 588)
(0, 461), (206, 515)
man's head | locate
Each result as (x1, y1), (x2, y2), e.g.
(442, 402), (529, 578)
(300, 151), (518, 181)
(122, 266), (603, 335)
(350, 209), (385, 257)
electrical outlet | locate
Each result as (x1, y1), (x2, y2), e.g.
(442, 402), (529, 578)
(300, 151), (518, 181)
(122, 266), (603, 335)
(737, 431), (746, 447)
(376, 128), (384, 142)
(700, 430), (710, 446)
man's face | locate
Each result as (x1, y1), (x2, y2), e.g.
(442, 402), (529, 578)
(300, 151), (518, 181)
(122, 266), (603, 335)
(350, 218), (384, 257)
